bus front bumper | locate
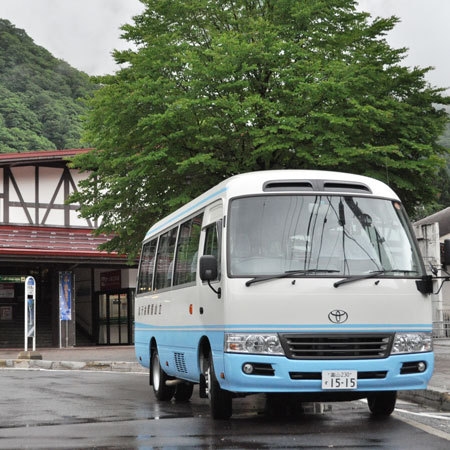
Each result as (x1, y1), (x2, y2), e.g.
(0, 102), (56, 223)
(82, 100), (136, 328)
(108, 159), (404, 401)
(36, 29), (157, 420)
(219, 352), (434, 395)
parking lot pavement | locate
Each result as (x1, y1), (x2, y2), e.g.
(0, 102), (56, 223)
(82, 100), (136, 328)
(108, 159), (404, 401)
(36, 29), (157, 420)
(1, 341), (449, 411)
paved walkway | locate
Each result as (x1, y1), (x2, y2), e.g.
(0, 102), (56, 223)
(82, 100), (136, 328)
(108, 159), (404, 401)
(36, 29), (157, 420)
(0, 345), (146, 372)
(1, 341), (449, 411)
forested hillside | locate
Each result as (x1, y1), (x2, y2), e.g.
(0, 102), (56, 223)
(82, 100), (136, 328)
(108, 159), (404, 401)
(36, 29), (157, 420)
(438, 121), (450, 149)
(0, 19), (96, 152)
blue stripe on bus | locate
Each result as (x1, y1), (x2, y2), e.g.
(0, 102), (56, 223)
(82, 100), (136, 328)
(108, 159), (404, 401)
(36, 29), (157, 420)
(134, 322), (432, 332)
(145, 186), (228, 238)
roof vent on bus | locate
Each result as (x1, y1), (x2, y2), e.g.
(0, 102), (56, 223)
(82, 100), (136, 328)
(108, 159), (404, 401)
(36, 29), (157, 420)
(323, 181), (372, 194)
(263, 179), (372, 193)
(263, 180), (314, 192)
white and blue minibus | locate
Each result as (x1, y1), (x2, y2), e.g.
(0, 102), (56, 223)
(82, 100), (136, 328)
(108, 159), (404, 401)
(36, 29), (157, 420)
(135, 170), (434, 419)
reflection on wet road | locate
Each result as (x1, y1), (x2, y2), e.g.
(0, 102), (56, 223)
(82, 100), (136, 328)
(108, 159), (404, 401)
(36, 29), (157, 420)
(0, 369), (448, 449)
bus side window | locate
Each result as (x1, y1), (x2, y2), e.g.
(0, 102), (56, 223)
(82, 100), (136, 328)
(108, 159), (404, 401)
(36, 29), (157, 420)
(173, 214), (203, 286)
(137, 238), (157, 293)
(155, 228), (177, 290)
(203, 221), (221, 281)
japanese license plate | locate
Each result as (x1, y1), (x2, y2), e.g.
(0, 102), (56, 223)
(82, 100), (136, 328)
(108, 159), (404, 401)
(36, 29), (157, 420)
(322, 370), (357, 390)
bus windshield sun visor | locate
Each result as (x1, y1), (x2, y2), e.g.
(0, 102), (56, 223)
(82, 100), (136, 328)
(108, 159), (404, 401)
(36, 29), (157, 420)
(245, 269), (340, 287)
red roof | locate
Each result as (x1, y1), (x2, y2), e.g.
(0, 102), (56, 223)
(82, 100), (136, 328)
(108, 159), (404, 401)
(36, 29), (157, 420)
(0, 149), (130, 265)
(0, 225), (125, 263)
(0, 149), (92, 166)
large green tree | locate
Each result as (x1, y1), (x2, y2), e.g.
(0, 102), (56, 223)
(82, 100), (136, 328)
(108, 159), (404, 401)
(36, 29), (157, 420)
(71, 0), (450, 258)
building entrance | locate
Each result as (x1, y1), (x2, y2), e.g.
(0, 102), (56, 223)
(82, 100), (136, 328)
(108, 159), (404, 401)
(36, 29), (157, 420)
(97, 290), (134, 345)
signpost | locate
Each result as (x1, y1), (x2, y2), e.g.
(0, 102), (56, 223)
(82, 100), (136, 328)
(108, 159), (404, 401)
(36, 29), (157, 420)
(18, 276), (41, 360)
(24, 276), (36, 352)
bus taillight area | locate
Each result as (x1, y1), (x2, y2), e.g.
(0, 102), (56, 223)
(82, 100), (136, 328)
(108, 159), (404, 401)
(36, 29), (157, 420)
(220, 350), (434, 395)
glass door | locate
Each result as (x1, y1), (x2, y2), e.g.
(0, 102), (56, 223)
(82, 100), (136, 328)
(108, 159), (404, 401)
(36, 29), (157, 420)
(98, 290), (134, 344)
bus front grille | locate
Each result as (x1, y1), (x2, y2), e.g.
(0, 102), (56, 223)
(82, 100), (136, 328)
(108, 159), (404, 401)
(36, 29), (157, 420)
(280, 333), (393, 360)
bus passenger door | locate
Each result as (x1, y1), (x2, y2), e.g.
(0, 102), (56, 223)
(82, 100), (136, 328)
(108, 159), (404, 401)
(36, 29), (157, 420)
(199, 217), (225, 347)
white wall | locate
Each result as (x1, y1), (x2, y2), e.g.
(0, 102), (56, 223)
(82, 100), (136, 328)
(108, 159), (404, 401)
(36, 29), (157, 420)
(0, 165), (91, 227)
(414, 222), (449, 337)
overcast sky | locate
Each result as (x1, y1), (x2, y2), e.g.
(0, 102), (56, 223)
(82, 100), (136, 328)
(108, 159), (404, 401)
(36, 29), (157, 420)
(0, 0), (448, 92)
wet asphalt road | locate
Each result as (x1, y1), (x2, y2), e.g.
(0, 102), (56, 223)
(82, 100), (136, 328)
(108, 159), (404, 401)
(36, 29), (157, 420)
(0, 368), (449, 449)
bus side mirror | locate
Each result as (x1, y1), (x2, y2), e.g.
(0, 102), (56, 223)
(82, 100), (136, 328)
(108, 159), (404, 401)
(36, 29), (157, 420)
(199, 255), (221, 299)
(199, 255), (218, 281)
(416, 275), (433, 295)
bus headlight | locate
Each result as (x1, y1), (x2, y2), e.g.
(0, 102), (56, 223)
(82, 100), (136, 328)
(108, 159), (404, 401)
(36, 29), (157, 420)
(225, 333), (285, 355)
(391, 332), (433, 354)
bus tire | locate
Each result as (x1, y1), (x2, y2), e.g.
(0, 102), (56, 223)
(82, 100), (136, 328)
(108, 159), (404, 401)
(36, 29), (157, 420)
(367, 391), (397, 417)
(151, 349), (175, 401)
(174, 382), (194, 402)
(206, 352), (232, 419)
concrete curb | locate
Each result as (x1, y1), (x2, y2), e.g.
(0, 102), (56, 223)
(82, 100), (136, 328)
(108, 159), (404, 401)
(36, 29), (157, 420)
(398, 388), (450, 412)
(0, 359), (148, 373)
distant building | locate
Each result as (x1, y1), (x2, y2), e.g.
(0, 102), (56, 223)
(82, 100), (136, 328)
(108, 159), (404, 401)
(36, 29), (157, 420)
(0, 149), (137, 348)
(415, 207), (450, 242)
(414, 209), (450, 337)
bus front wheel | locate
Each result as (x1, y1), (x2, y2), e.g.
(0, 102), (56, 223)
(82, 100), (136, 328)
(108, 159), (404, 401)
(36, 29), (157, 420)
(151, 349), (175, 401)
(367, 391), (397, 417)
(205, 352), (232, 419)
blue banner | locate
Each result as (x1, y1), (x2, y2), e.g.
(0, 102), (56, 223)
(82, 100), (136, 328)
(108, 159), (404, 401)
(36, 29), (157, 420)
(59, 272), (72, 321)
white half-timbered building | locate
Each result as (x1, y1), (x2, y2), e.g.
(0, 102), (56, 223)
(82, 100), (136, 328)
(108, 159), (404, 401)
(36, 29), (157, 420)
(0, 149), (137, 348)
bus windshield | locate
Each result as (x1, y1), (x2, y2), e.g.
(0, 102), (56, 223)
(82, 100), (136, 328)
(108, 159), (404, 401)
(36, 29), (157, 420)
(228, 195), (424, 278)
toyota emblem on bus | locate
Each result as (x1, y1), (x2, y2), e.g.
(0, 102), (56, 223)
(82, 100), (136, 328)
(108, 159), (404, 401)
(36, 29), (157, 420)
(328, 309), (348, 324)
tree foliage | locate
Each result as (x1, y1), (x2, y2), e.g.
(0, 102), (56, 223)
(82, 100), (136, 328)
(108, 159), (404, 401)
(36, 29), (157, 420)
(70, 0), (450, 258)
(0, 19), (96, 152)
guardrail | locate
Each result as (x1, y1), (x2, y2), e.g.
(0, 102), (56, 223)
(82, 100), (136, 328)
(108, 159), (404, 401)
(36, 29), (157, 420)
(433, 321), (450, 338)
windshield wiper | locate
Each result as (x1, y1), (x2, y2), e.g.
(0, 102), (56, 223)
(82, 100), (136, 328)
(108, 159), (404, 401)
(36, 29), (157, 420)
(334, 269), (420, 288)
(245, 269), (339, 287)
(333, 271), (384, 288)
